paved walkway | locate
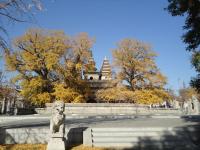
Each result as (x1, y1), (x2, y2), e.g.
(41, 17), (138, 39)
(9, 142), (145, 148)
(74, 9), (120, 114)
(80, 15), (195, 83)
(0, 114), (200, 129)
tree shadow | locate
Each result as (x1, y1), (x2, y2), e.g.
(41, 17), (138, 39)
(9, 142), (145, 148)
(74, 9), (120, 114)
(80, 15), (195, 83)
(181, 115), (200, 123)
(66, 115), (138, 128)
(66, 127), (87, 149)
(0, 119), (49, 129)
(122, 125), (200, 150)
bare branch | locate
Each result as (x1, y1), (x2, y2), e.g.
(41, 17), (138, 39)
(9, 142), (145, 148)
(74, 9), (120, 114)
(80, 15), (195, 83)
(0, 12), (25, 22)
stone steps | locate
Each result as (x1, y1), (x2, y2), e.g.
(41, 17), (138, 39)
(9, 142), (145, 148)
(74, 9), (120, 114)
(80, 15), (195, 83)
(93, 142), (195, 150)
(83, 127), (200, 149)
(92, 137), (184, 142)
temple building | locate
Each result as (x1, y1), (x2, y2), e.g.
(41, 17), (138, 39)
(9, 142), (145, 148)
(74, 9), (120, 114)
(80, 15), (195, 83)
(84, 56), (114, 102)
(84, 56), (112, 81)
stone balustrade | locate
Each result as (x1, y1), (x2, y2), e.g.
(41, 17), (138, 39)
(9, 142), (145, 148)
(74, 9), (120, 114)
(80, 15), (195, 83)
(35, 103), (181, 115)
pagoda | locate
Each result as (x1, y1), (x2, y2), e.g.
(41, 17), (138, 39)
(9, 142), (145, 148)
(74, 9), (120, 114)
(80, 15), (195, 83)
(83, 56), (114, 102)
(84, 56), (112, 81)
(100, 56), (112, 80)
(84, 56), (99, 80)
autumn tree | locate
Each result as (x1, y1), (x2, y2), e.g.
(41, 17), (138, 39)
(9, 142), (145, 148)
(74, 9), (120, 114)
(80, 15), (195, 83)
(5, 29), (94, 106)
(96, 84), (169, 104)
(96, 86), (136, 103)
(84, 52), (97, 73)
(96, 87), (170, 104)
(0, 83), (18, 114)
(55, 32), (94, 102)
(166, 0), (200, 92)
(0, 71), (18, 114)
(112, 39), (167, 91)
(132, 89), (164, 105)
(178, 86), (199, 102)
(5, 29), (68, 106)
(96, 38), (169, 104)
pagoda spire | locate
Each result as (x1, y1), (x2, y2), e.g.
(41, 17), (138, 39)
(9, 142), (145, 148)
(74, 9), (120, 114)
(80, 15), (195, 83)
(100, 56), (112, 80)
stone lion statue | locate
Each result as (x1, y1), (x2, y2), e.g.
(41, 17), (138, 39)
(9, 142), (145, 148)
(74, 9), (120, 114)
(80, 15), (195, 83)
(50, 100), (65, 137)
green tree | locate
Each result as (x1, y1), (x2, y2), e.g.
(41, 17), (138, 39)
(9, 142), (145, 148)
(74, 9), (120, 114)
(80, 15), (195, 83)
(166, 0), (200, 92)
(166, 0), (200, 51)
(191, 51), (200, 92)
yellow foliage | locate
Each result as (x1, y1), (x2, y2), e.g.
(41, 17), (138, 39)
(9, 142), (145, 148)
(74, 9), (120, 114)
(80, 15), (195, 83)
(133, 90), (162, 105)
(53, 84), (85, 103)
(0, 144), (46, 150)
(5, 29), (94, 106)
(152, 88), (171, 100)
(32, 92), (51, 106)
(96, 87), (170, 104)
(112, 38), (167, 90)
(72, 32), (95, 64)
(179, 87), (198, 102)
(70, 145), (108, 150)
(0, 144), (108, 150)
(19, 77), (52, 105)
(75, 63), (82, 71)
(6, 29), (69, 72)
(96, 87), (136, 103)
(110, 38), (169, 104)
(28, 77), (44, 88)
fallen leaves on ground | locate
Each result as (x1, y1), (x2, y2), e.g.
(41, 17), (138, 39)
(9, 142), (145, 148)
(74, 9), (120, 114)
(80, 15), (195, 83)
(0, 144), (110, 150)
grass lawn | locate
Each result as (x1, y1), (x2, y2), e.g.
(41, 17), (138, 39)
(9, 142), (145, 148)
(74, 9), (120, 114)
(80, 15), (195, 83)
(0, 144), (109, 150)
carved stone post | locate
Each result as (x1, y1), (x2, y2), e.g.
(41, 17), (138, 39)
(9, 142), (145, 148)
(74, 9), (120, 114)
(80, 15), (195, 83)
(6, 99), (11, 114)
(1, 97), (6, 114)
(183, 101), (188, 115)
(192, 96), (199, 115)
(47, 101), (66, 150)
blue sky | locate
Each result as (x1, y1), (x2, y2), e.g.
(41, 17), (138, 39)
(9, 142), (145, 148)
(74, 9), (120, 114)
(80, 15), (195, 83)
(1, 0), (196, 92)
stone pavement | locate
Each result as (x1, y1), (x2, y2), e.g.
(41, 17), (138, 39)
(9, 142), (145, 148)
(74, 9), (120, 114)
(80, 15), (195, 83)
(0, 114), (200, 148)
(0, 114), (200, 129)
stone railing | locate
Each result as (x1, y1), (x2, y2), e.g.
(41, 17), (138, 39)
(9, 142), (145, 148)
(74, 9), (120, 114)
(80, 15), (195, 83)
(35, 103), (181, 115)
